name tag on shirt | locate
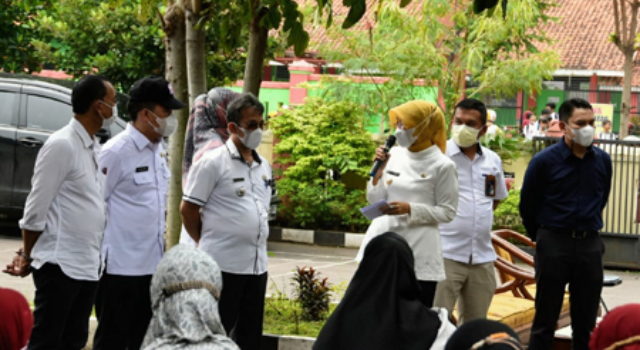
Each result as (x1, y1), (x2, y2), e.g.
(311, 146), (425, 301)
(136, 166), (149, 173)
(485, 174), (496, 197)
(233, 178), (245, 182)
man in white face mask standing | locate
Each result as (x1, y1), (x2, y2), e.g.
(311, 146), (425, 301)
(434, 98), (508, 324)
(181, 93), (272, 350)
(520, 98), (612, 350)
(93, 76), (186, 350)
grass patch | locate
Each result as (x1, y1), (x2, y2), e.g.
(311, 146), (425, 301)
(263, 296), (336, 338)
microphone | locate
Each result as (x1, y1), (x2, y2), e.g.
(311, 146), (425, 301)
(369, 135), (396, 177)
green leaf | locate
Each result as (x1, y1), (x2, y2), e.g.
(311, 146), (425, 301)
(399, 0), (412, 8)
(268, 6), (283, 29)
(342, 0), (366, 29)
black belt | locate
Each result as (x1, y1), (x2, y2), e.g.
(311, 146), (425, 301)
(540, 226), (599, 239)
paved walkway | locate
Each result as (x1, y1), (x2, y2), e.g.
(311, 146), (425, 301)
(1, 232), (639, 309)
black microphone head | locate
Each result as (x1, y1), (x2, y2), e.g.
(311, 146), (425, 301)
(385, 135), (397, 148)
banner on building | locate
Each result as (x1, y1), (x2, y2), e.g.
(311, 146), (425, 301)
(592, 103), (615, 134)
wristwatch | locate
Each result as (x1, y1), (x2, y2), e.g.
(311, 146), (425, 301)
(19, 250), (33, 262)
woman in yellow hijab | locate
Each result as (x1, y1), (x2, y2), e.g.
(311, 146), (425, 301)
(356, 100), (459, 307)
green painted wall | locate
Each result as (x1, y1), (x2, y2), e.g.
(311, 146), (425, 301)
(231, 83), (437, 134)
(229, 86), (290, 117)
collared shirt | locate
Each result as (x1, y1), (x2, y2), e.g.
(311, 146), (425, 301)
(597, 132), (618, 140)
(439, 139), (508, 265)
(19, 118), (106, 281)
(183, 139), (272, 275)
(520, 137), (613, 240)
(357, 145), (459, 281)
(99, 124), (170, 276)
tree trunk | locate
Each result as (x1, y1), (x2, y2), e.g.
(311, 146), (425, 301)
(620, 51), (634, 139)
(164, 4), (188, 249)
(185, 7), (207, 105)
(242, 15), (269, 97)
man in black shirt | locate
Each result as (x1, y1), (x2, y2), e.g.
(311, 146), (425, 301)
(520, 98), (612, 350)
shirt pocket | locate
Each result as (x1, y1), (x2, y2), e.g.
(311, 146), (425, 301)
(475, 164), (500, 199)
(133, 172), (153, 186)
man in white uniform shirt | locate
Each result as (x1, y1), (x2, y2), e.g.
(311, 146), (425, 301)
(93, 76), (186, 350)
(434, 98), (508, 325)
(2, 75), (116, 350)
(181, 93), (272, 350)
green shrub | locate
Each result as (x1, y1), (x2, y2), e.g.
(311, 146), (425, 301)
(292, 267), (332, 322)
(493, 189), (526, 234)
(271, 98), (376, 232)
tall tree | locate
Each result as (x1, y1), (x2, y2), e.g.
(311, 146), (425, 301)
(0, 0), (49, 73)
(32, 0), (166, 90)
(321, 0), (561, 128)
(184, 0), (207, 105)
(612, 0), (640, 139)
(242, 0), (310, 96)
(160, 0), (190, 248)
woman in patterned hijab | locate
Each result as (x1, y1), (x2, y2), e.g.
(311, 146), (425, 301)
(142, 245), (239, 350)
(182, 87), (240, 186)
(180, 88), (240, 246)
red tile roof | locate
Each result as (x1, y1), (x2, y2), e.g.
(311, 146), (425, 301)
(292, 0), (640, 86)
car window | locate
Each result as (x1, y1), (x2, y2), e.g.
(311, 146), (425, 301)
(0, 92), (17, 126)
(26, 95), (72, 131)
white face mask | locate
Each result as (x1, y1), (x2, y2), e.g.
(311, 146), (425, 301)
(452, 124), (481, 148)
(568, 125), (594, 147)
(395, 128), (418, 148)
(394, 115), (431, 148)
(238, 126), (263, 149)
(99, 101), (117, 129)
(148, 110), (178, 137)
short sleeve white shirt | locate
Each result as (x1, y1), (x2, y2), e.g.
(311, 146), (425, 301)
(183, 139), (272, 275)
(19, 118), (107, 281)
(99, 124), (170, 276)
(439, 139), (508, 265)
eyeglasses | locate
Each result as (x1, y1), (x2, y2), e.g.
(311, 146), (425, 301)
(240, 121), (265, 131)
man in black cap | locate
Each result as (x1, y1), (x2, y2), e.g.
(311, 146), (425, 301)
(93, 75), (186, 350)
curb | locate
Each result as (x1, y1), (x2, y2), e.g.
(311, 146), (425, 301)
(269, 227), (363, 248)
(261, 334), (316, 350)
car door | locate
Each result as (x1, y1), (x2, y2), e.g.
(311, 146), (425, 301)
(11, 86), (73, 208)
(0, 83), (20, 209)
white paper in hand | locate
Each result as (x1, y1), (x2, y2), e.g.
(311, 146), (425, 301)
(360, 200), (389, 220)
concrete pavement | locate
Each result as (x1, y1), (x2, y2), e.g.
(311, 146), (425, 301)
(1, 228), (639, 309)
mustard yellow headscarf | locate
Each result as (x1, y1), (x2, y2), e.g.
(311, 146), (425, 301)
(388, 100), (447, 153)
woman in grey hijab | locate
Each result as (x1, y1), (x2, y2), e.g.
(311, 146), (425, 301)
(179, 88), (240, 247)
(142, 245), (239, 350)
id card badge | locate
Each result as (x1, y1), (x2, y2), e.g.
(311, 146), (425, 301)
(485, 174), (496, 197)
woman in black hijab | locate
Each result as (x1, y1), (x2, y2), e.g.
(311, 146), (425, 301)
(445, 319), (523, 350)
(313, 232), (448, 350)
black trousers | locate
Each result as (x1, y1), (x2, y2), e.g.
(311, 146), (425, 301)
(28, 263), (99, 350)
(418, 280), (437, 307)
(93, 273), (153, 350)
(219, 271), (268, 350)
(529, 229), (604, 350)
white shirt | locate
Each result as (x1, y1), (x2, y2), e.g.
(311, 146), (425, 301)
(524, 123), (538, 141)
(356, 145), (459, 281)
(598, 132), (617, 140)
(99, 124), (170, 276)
(486, 124), (500, 136)
(19, 118), (106, 281)
(183, 139), (272, 275)
(439, 139), (508, 265)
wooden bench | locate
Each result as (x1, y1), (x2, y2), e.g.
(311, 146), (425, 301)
(489, 229), (572, 344)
